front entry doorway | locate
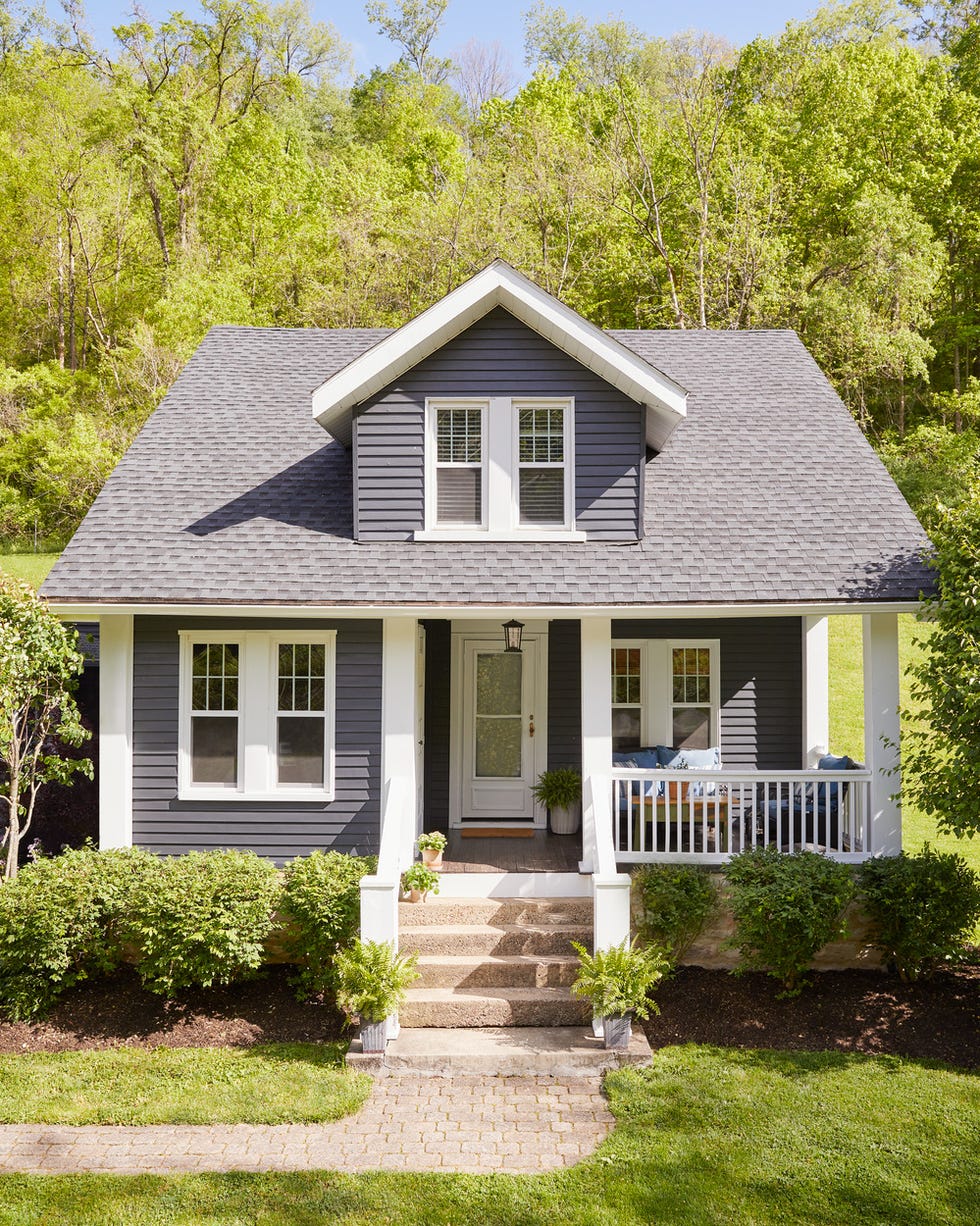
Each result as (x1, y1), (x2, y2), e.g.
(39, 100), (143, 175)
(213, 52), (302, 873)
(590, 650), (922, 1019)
(450, 625), (548, 827)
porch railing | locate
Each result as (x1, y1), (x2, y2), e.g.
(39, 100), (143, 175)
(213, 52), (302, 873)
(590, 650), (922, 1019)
(612, 769), (874, 864)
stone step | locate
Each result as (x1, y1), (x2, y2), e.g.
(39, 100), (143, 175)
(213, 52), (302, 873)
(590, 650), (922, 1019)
(400, 923), (591, 958)
(414, 954), (579, 989)
(371, 1026), (652, 1076)
(400, 986), (592, 1028)
(399, 896), (593, 928)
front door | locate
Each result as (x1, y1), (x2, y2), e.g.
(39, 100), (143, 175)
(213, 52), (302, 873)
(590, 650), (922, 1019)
(453, 633), (547, 826)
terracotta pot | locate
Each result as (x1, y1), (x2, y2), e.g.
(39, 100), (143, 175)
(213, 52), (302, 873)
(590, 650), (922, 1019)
(421, 847), (443, 869)
(550, 801), (581, 835)
(602, 1013), (633, 1050)
(359, 1018), (387, 1053)
(408, 887), (425, 903)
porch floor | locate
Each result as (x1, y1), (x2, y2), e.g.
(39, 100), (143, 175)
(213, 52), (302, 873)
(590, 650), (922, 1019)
(440, 829), (581, 873)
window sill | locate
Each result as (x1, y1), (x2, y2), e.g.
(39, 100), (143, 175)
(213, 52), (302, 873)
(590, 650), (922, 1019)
(178, 789), (334, 804)
(414, 529), (587, 543)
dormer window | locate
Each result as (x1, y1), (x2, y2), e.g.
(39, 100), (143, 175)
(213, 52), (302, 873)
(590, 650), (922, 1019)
(421, 396), (583, 541)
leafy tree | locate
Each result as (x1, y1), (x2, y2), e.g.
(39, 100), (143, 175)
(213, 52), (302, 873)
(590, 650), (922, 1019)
(365, 0), (451, 83)
(0, 576), (91, 880)
(903, 482), (980, 838)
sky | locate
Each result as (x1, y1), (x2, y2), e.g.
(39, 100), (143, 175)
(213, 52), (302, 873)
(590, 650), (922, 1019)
(69, 1), (820, 77)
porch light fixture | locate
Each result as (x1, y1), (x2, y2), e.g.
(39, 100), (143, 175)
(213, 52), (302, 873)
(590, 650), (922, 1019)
(503, 619), (525, 652)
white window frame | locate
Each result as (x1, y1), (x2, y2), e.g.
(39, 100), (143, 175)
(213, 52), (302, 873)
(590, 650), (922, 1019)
(611, 640), (647, 750)
(420, 395), (584, 541)
(178, 629), (336, 802)
(611, 638), (721, 751)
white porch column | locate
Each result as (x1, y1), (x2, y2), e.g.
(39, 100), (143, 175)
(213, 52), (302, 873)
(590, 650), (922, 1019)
(803, 615), (830, 766)
(863, 612), (902, 856)
(580, 617), (613, 784)
(99, 615), (133, 849)
(381, 617), (419, 867)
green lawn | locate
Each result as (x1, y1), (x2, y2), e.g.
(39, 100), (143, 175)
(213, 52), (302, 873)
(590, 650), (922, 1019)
(0, 1044), (369, 1126)
(0, 551), (58, 587)
(0, 1047), (975, 1225)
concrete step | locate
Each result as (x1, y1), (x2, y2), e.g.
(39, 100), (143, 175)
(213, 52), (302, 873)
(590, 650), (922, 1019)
(399, 896), (593, 927)
(414, 954), (579, 989)
(370, 1026), (652, 1076)
(400, 923), (591, 958)
(400, 986), (592, 1028)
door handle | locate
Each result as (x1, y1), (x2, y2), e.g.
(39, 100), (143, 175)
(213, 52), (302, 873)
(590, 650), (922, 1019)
(529, 714), (535, 738)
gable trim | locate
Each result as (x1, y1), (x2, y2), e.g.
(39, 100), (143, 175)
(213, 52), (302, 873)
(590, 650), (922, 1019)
(312, 261), (687, 448)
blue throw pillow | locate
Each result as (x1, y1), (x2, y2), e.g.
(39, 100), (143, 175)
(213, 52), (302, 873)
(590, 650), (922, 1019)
(656, 745), (682, 767)
(631, 748), (661, 770)
(818, 753), (852, 772)
(612, 751), (638, 767)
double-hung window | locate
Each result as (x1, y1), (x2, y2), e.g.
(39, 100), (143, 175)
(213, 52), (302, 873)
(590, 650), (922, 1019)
(179, 630), (336, 800)
(610, 640), (720, 751)
(422, 396), (580, 539)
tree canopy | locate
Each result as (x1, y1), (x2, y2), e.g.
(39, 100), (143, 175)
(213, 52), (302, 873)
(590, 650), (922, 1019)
(2, 0), (980, 543)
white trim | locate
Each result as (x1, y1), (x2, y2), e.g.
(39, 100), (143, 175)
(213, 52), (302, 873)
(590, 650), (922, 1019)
(863, 612), (902, 855)
(52, 601), (926, 619)
(382, 618), (420, 866)
(422, 395), (578, 539)
(424, 398), (489, 531)
(449, 626), (548, 827)
(177, 629), (336, 802)
(803, 615), (830, 766)
(312, 260), (687, 448)
(99, 615), (133, 848)
(612, 636), (721, 751)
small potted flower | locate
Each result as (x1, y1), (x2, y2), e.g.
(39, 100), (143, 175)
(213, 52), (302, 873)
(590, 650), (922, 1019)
(417, 830), (448, 869)
(401, 862), (441, 903)
(334, 939), (420, 1053)
(570, 939), (668, 1049)
(531, 767), (582, 835)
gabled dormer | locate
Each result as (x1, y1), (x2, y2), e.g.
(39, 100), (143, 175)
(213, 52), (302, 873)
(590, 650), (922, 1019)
(311, 261), (687, 543)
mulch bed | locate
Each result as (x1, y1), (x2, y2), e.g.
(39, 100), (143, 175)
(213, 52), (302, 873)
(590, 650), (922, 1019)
(0, 966), (346, 1054)
(1, 964), (976, 1069)
(643, 964), (980, 1070)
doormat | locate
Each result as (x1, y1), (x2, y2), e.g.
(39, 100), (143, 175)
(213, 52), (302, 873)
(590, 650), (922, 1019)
(460, 827), (536, 839)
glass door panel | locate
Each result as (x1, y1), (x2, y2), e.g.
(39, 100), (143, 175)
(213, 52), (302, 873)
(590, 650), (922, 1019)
(474, 652), (522, 778)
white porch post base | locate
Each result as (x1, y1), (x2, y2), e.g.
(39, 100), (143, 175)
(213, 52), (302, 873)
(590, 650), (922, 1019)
(863, 613), (902, 856)
(99, 614), (133, 849)
(803, 615), (830, 766)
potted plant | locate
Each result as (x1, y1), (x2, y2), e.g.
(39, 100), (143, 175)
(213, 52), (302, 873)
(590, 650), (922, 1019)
(334, 939), (420, 1053)
(570, 939), (668, 1049)
(417, 830), (448, 869)
(532, 767), (583, 835)
(401, 862), (441, 903)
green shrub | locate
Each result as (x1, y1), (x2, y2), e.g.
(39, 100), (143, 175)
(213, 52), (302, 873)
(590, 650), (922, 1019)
(633, 864), (717, 968)
(726, 847), (854, 995)
(120, 850), (282, 996)
(857, 845), (980, 982)
(0, 844), (152, 1020)
(280, 850), (376, 999)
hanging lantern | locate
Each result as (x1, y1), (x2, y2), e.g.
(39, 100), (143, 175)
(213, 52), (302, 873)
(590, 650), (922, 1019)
(502, 619), (525, 652)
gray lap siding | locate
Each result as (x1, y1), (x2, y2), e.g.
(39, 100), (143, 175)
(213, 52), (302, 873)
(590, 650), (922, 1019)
(353, 306), (645, 542)
(131, 616), (382, 861)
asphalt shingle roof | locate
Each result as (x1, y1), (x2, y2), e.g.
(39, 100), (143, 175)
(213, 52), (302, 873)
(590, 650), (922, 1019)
(42, 324), (934, 607)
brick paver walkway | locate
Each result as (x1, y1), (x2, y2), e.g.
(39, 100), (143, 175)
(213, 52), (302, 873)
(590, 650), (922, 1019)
(0, 1075), (613, 1175)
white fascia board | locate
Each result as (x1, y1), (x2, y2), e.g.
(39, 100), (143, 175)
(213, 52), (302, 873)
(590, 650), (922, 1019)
(311, 260), (687, 448)
(49, 600), (925, 620)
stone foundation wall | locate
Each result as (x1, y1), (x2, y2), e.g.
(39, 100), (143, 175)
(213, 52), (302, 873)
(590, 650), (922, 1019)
(633, 871), (884, 972)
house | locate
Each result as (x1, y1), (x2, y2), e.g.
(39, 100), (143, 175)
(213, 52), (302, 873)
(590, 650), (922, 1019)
(42, 261), (932, 1020)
